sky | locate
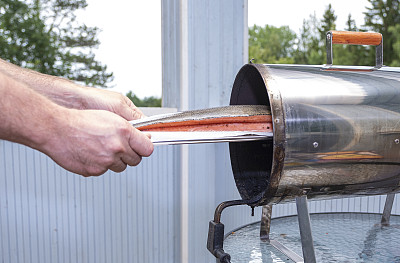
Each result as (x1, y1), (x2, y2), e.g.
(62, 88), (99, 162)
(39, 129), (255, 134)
(78, 0), (370, 99)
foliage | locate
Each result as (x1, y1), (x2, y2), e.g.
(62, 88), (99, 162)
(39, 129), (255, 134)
(389, 24), (400, 66)
(319, 4), (337, 40)
(0, 0), (113, 87)
(249, 25), (296, 64)
(364, 0), (400, 65)
(126, 91), (162, 107)
(249, 3), (394, 67)
(293, 13), (325, 64)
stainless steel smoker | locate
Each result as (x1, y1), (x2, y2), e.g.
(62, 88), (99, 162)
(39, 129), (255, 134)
(208, 31), (400, 263)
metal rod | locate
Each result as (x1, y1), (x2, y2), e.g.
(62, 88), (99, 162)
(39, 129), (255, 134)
(260, 205), (272, 241)
(296, 196), (316, 263)
(213, 199), (252, 223)
(269, 239), (304, 263)
(381, 193), (395, 226)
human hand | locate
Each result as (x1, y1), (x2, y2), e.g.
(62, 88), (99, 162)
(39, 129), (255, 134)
(42, 108), (153, 176)
(81, 87), (145, 121)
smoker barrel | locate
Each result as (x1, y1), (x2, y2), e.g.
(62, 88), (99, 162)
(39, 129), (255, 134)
(229, 64), (400, 206)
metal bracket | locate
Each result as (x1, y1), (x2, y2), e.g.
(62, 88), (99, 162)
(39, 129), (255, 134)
(324, 31), (383, 71)
(381, 193), (395, 226)
(259, 198), (316, 263)
(269, 239), (304, 263)
(207, 199), (255, 263)
(375, 39), (384, 69)
(296, 196), (316, 263)
(260, 205), (272, 241)
(326, 32), (333, 66)
(260, 205), (304, 262)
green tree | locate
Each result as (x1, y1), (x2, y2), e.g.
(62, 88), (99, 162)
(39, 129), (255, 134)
(0, 0), (113, 87)
(319, 4), (337, 40)
(293, 13), (321, 64)
(126, 91), (161, 107)
(248, 25), (296, 64)
(249, 3), (398, 67)
(319, 4), (337, 65)
(293, 5), (337, 65)
(292, 5), (337, 65)
(364, 0), (400, 65)
(388, 24), (400, 66)
(293, 6), (374, 66)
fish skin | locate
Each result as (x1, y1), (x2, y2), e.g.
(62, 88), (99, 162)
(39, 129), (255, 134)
(130, 105), (271, 129)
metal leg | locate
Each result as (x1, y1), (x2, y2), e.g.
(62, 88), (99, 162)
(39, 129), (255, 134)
(260, 205), (272, 241)
(296, 196), (316, 263)
(381, 193), (395, 226)
(262, 203), (303, 262)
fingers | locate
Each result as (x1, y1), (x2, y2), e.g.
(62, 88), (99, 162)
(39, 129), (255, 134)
(123, 96), (145, 120)
(128, 126), (154, 157)
(108, 126), (152, 173)
(109, 159), (128, 173)
(72, 110), (153, 176)
(121, 152), (142, 166)
(81, 88), (145, 121)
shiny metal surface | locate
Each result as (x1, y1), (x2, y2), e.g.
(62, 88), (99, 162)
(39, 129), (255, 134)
(229, 64), (400, 205)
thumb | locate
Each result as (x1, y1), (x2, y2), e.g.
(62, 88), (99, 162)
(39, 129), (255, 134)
(128, 127), (154, 157)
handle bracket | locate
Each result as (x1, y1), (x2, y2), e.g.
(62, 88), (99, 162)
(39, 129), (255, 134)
(324, 31), (383, 71)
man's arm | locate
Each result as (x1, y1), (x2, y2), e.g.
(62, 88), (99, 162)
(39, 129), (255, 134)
(0, 58), (144, 120)
(0, 71), (153, 176)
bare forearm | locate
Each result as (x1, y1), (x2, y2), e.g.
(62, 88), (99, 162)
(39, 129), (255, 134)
(0, 71), (65, 151)
(0, 58), (144, 120)
(0, 58), (87, 109)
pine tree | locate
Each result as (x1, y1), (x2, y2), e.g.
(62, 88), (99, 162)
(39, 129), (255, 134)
(364, 0), (400, 65)
(0, 0), (113, 87)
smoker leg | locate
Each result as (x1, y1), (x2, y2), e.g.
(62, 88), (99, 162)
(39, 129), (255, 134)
(381, 193), (395, 226)
(260, 205), (272, 241)
(296, 196), (316, 263)
(264, 204), (304, 262)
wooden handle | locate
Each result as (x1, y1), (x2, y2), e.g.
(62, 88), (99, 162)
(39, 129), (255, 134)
(330, 31), (382, 46)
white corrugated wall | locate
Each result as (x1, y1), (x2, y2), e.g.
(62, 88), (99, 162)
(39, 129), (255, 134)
(0, 140), (179, 263)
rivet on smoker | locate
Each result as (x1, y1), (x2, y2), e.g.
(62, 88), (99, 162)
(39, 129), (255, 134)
(313, 142), (319, 148)
(395, 139), (399, 144)
(275, 118), (280, 123)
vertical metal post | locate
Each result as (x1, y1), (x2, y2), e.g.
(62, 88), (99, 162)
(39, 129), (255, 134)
(326, 31), (333, 65)
(381, 193), (395, 226)
(296, 196), (316, 263)
(260, 205), (272, 241)
(375, 39), (383, 69)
